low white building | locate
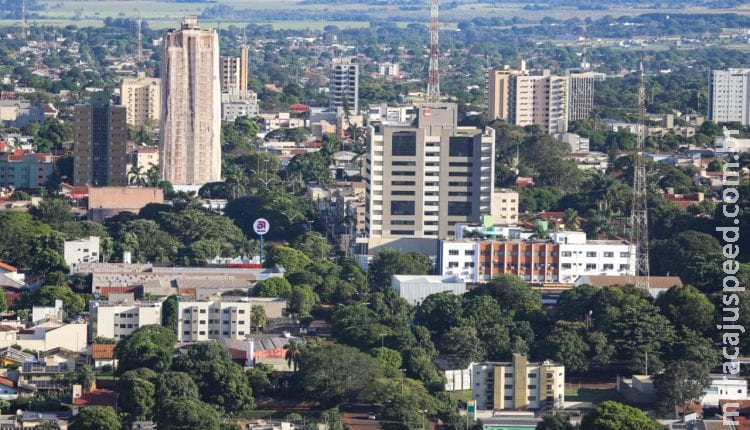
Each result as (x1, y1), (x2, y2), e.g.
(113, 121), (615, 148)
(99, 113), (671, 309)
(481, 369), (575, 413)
(0, 320), (88, 352)
(89, 295), (163, 341)
(702, 375), (749, 407)
(551, 231), (633, 284)
(63, 236), (100, 267)
(32, 300), (64, 325)
(391, 275), (467, 306)
(177, 297), (254, 342)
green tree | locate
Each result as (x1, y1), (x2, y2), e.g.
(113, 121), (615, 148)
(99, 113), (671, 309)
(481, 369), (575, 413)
(155, 398), (220, 430)
(655, 286), (714, 335)
(253, 277), (293, 298)
(251, 305), (267, 333)
(439, 326), (485, 368)
(414, 292), (464, 336)
(288, 285), (316, 317)
(29, 198), (73, 227)
(654, 361), (712, 419)
(69, 406), (121, 430)
(161, 295), (178, 332)
(31, 283), (84, 314)
(605, 301), (676, 374)
(541, 322), (590, 373)
(264, 246), (311, 273)
(368, 249), (430, 290)
(650, 231), (724, 293)
(286, 152), (331, 185)
(290, 231), (331, 260)
(246, 365), (272, 396)
(155, 371), (199, 404)
(119, 368), (156, 422)
(297, 344), (382, 406)
(536, 413), (575, 430)
(471, 275), (541, 314)
(116, 325), (176, 374)
(580, 401), (661, 430)
(284, 339), (304, 373)
(371, 347), (403, 378)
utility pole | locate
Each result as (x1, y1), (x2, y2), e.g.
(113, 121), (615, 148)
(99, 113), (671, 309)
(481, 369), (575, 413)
(629, 59), (651, 290)
(426, 0), (440, 102)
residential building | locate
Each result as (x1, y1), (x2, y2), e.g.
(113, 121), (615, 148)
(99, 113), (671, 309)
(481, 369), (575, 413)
(472, 354), (565, 411)
(378, 62), (400, 78)
(64, 236), (101, 267)
(439, 231), (634, 284)
(89, 296), (163, 340)
(221, 91), (259, 122)
(18, 350), (78, 392)
(487, 65), (527, 120)
(160, 16), (221, 186)
(556, 133), (590, 153)
(329, 57), (359, 113)
(31, 300), (64, 325)
(220, 46), (249, 95)
(90, 343), (118, 370)
(576, 275), (684, 299)
(391, 275), (467, 305)
(366, 102), (496, 241)
(509, 72), (569, 134)
(0, 150), (56, 189)
(177, 297), (253, 342)
(708, 68), (750, 126)
(567, 70), (595, 121)
(73, 92), (128, 186)
(119, 72), (161, 127)
(368, 103), (416, 123)
(491, 189), (519, 226)
(0, 320), (88, 352)
(0, 98), (43, 128)
(128, 146), (159, 173)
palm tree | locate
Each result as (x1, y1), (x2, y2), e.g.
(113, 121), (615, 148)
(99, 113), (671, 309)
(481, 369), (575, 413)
(284, 339), (304, 373)
(146, 165), (161, 187)
(563, 208), (580, 230)
(250, 305), (267, 333)
(225, 166), (247, 200)
(128, 165), (145, 186)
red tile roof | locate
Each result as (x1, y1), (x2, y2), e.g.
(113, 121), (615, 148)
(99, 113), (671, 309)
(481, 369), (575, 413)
(91, 344), (116, 360)
(0, 262), (17, 272)
(0, 375), (15, 387)
(72, 389), (118, 407)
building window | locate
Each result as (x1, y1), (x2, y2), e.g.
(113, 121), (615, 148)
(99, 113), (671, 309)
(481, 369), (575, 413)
(448, 202), (471, 216)
(239, 310), (245, 314)
(586, 263), (597, 270)
(561, 251), (572, 257)
(603, 264), (614, 270)
(603, 252), (614, 258)
(504, 373), (513, 378)
(586, 251), (597, 257)
(504, 384), (513, 389)
(449, 136), (474, 157)
(504, 396), (513, 401)
(620, 252), (629, 258)
(392, 190), (415, 196)
(391, 201), (415, 216)
(391, 230), (415, 236)
(449, 250), (459, 256)
(528, 396), (537, 401)
(465, 250), (475, 256)
(391, 131), (417, 156)
(528, 385), (537, 390)
(392, 220), (415, 225)
(448, 262), (459, 268)
(528, 373), (537, 378)
(561, 263), (571, 269)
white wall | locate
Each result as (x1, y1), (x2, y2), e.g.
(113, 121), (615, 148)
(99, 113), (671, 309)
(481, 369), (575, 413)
(64, 236), (100, 267)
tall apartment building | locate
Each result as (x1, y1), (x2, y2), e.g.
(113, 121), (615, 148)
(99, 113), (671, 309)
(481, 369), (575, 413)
(509, 73), (569, 134)
(329, 57), (359, 113)
(89, 297), (163, 340)
(439, 231), (633, 284)
(159, 17), (221, 186)
(119, 72), (161, 127)
(220, 46), (249, 95)
(472, 354), (565, 411)
(708, 68), (750, 125)
(567, 70), (595, 122)
(487, 66), (528, 120)
(73, 92), (128, 187)
(177, 297), (253, 342)
(366, 103), (496, 240)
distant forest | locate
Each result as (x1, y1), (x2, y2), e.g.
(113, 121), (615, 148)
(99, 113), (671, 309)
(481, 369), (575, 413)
(300, 0), (745, 7)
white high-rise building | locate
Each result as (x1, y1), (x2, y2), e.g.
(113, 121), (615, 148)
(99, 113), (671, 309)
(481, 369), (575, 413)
(708, 68), (750, 125)
(329, 57), (359, 114)
(567, 70), (595, 122)
(159, 17), (221, 186)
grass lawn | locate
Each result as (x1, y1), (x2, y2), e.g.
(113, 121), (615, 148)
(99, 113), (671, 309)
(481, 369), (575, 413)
(449, 390), (473, 403)
(565, 386), (621, 404)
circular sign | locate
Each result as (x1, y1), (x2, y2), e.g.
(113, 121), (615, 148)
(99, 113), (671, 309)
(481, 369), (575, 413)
(253, 218), (270, 236)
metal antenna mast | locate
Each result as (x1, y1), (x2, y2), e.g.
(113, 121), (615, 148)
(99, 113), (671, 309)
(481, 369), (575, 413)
(21, 0), (27, 44)
(426, 0), (440, 102)
(630, 59), (650, 289)
(137, 9), (143, 62)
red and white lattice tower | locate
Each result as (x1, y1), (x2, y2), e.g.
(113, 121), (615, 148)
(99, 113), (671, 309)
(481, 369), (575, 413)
(427, 0), (440, 102)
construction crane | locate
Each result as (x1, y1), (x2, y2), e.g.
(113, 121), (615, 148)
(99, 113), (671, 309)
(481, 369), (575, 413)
(426, 0), (440, 102)
(630, 59), (650, 290)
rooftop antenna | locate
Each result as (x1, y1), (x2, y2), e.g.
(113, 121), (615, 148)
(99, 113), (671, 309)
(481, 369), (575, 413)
(426, 0), (440, 102)
(137, 9), (143, 62)
(629, 58), (650, 290)
(21, 0), (27, 45)
(581, 25), (590, 71)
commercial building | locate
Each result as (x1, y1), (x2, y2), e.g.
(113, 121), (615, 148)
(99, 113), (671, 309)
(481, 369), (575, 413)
(329, 57), (359, 114)
(88, 295), (163, 340)
(509, 72), (569, 134)
(391, 275), (467, 305)
(366, 102), (496, 241)
(567, 70), (595, 122)
(0, 150), (56, 189)
(439, 231), (634, 284)
(177, 297), (253, 342)
(708, 68), (750, 126)
(220, 46), (249, 95)
(472, 354), (565, 411)
(487, 65), (528, 120)
(160, 16), (221, 186)
(119, 72), (161, 127)
(64, 236), (101, 267)
(0, 99), (43, 128)
(221, 91), (259, 122)
(73, 92), (128, 187)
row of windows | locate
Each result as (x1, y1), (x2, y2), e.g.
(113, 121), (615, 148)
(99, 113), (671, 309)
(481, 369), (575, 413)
(561, 251), (626, 258)
(184, 320), (246, 325)
(183, 330), (245, 336)
(183, 308), (246, 314)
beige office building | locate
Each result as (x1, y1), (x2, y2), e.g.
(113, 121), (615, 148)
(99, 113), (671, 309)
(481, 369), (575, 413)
(509, 73), (569, 134)
(159, 16), (221, 186)
(89, 297), (163, 341)
(366, 103), (496, 240)
(220, 46), (249, 95)
(472, 354), (565, 411)
(120, 72), (161, 127)
(487, 66), (528, 120)
(73, 93), (128, 187)
(568, 70), (595, 122)
(177, 297), (253, 342)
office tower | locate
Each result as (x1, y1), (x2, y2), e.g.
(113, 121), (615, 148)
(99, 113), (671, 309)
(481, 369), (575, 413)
(567, 70), (595, 122)
(73, 92), (128, 187)
(509, 73), (569, 134)
(220, 45), (249, 95)
(366, 103), (496, 240)
(329, 57), (359, 113)
(159, 16), (221, 186)
(487, 65), (528, 120)
(708, 68), (750, 125)
(120, 72), (161, 127)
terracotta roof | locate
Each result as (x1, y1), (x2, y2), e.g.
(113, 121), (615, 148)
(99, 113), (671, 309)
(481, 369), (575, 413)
(0, 375), (15, 387)
(0, 262), (17, 272)
(72, 389), (118, 407)
(91, 344), (116, 360)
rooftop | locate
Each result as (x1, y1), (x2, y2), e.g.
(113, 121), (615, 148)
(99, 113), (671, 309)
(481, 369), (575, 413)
(392, 275), (465, 284)
(578, 275), (683, 290)
(91, 343), (116, 360)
